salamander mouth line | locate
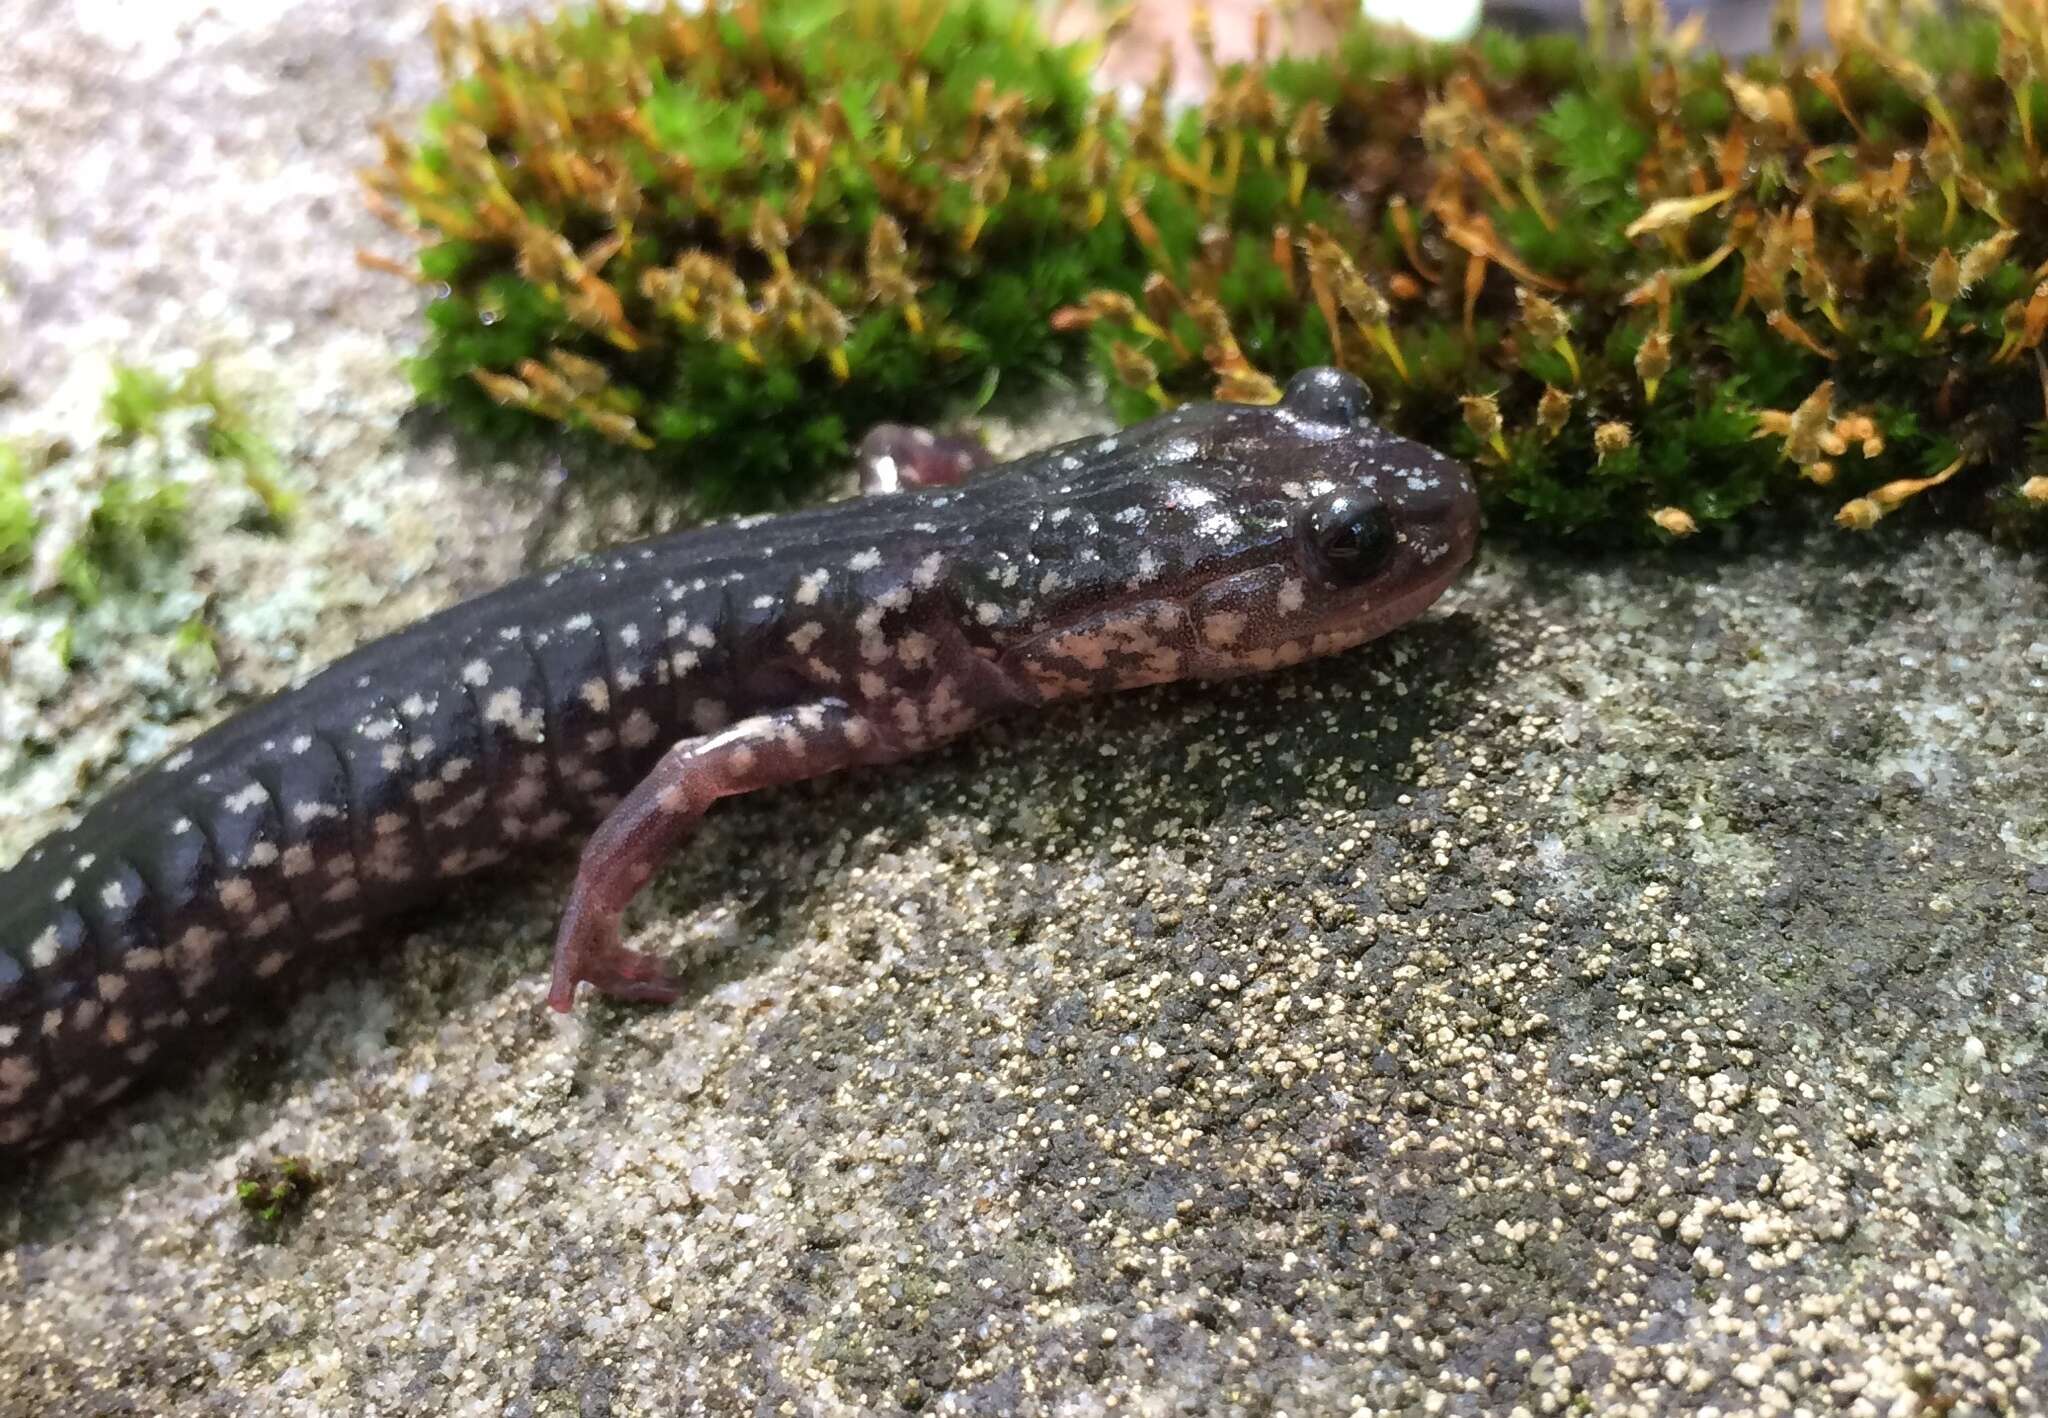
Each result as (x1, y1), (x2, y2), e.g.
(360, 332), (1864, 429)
(1359, 556), (1474, 637)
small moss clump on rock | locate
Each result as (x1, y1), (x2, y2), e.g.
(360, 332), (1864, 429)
(0, 445), (34, 577)
(235, 1155), (322, 1232)
(1, 361), (291, 675)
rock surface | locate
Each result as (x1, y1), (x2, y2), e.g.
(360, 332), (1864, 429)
(3, 3), (2045, 1415)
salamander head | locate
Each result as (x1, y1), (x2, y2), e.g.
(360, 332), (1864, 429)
(986, 368), (1477, 696)
(1237, 366), (1480, 664)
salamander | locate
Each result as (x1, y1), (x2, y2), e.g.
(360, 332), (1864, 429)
(0, 368), (1478, 1161)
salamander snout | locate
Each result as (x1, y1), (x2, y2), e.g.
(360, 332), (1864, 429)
(1381, 436), (1481, 581)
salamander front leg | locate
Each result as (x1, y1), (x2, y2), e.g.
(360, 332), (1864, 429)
(547, 699), (891, 1012)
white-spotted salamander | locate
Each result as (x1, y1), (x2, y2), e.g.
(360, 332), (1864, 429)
(0, 369), (1478, 1160)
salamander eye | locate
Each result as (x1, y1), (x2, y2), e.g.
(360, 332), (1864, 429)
(1299, 493), (1397, 587)
(1282, 368), (1373, 427)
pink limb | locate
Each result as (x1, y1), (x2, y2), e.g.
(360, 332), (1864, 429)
(547, 698), (888, 1011)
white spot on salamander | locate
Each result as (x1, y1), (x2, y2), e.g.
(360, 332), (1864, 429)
(29, 928), (61, 968)
(485, 688), (545, 742)
(621, 710), (659, 749)
(897, 631), (935, 668)
(462, 658), (492, 687)
(848, 548), (882, 572)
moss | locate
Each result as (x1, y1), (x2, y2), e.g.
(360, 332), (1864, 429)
(102, 363), (184, 442)
(1068, 4), (2048, 544)
(235, 1155), (322, 1232)
(375, 0), (2048, 546)
(103, 362), (294, 525)
(366, 0), (1146, 509)
(1, 361), (292, 672)
(0, 443), (31, 575)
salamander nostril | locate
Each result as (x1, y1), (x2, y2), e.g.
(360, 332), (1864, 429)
(1281, 367), (1373, 427)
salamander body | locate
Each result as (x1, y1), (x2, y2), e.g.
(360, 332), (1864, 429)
(0, 369), (1477, 1160)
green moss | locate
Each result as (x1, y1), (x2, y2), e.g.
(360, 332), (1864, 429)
(368, 0), (1146, 509)
(1065, 5), (2048, 543)
(102, 362), (294, 527)
(1, 361), (292, 676)
(103, 363), (183, 442)
(235, 1155), (322, 1232)
(178, 363), (296, 526)
(0, 444), (31, 575)
(56, 473), (188, 607)
(376, 1), (2048, 544)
